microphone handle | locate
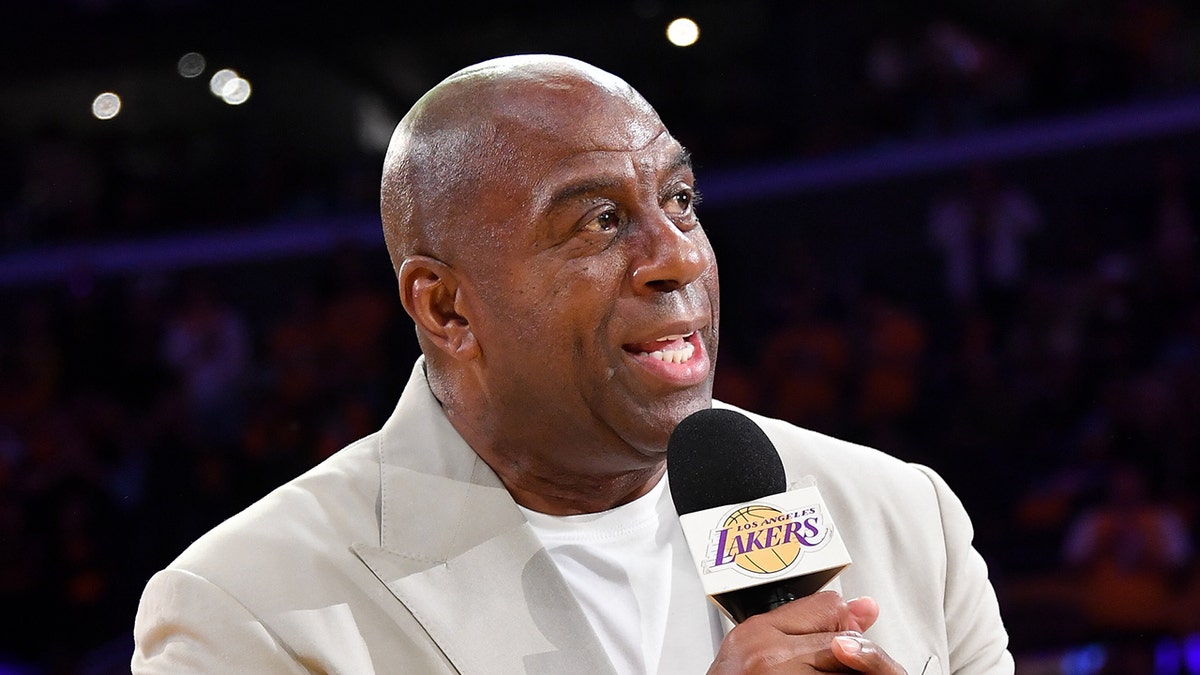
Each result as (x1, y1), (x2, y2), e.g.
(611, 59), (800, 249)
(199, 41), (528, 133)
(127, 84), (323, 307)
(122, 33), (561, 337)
(712, 578), (822, 624)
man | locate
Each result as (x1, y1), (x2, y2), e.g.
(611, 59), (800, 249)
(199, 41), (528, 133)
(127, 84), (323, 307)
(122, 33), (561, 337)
(133, 55), (1013, 673)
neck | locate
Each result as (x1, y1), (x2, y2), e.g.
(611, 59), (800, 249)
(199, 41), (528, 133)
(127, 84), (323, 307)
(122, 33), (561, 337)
(497, 462), (666, 515)
(429, 363), (669, 515)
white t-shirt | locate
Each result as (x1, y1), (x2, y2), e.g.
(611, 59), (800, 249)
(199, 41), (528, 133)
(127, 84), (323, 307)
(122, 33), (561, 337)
(520, 476), (724, 674)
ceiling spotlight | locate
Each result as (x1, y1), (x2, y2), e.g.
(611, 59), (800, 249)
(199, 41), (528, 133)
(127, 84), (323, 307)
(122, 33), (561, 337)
(91, 92), (121, 120)
(666, 17), (700, 47)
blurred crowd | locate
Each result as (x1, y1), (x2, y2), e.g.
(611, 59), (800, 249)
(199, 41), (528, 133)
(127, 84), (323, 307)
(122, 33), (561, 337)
(0, 252), (417, 671)
(2, 151), (1197, 672)
(710, 154), (1200, 671)
(5, 3), (1200, 247)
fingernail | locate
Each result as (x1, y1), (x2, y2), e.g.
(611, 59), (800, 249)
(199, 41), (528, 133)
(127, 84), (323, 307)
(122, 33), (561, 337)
(835, 635), (863, 654)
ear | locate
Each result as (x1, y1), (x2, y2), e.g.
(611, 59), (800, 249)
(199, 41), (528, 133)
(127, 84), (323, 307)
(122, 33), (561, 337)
(398, 255), (480, 361)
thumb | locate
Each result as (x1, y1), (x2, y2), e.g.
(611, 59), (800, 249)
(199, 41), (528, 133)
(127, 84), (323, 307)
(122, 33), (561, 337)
(832, 634), (908, 674)
(845, 596), (880, 632)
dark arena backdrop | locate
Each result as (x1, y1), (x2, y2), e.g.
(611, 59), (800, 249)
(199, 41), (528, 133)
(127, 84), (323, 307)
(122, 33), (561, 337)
(3, 2), (1200, 673)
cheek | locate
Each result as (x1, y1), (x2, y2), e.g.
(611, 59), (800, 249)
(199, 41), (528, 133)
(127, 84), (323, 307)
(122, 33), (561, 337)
(706, 266), (721, 312)
(477, 254), (628, 348)
(562, 259), (626, 325)
(571, 255), (631, 298)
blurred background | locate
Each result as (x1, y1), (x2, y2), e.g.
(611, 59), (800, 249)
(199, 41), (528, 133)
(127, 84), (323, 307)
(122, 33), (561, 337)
(2, 1), (1199, 673)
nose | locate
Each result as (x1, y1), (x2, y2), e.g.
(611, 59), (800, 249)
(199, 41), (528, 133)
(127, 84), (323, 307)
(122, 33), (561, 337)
(628, 213), (711, 294)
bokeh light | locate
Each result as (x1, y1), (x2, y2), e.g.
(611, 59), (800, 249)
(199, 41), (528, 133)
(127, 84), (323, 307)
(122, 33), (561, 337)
(177, 52), (206, 78)
(91, 92), (121, 120)
(209, 68), (238, 96)
(666, 17), (700, 47)
(220, 77), (252, 105)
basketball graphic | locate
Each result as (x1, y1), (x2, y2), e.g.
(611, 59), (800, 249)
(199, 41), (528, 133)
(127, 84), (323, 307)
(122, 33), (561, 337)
(721, 505), (803, 574)
(683, 487), (850, 600)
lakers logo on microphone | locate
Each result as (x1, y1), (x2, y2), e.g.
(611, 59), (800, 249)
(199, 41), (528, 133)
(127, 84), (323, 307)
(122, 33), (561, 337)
(705, 503), (831, 576)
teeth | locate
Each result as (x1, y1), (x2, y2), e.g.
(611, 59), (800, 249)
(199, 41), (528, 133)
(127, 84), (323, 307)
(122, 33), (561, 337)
(641, 341), (695, 364)
(656, 331), (695, 342)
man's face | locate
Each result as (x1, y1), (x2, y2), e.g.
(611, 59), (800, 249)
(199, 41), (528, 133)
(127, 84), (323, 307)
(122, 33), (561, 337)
(456, 81), (719, 475)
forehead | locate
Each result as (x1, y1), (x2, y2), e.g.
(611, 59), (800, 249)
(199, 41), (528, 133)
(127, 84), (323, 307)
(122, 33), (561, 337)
(493, 75), (665, 155)
(485, 83), (683, 201)
(425, 66), (691, 259)
(531, 131), (690, 208)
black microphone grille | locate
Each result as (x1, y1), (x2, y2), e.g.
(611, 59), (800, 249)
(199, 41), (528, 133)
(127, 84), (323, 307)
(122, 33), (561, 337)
(667, 408), (786, 516)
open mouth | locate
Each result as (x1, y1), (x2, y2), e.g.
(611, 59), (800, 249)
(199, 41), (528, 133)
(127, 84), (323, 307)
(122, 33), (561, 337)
(623, 331), (699, 364)
(620, 329), (710, 388)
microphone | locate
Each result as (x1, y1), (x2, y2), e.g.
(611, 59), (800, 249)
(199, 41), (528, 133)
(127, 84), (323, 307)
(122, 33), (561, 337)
(668, 408), (851, 623)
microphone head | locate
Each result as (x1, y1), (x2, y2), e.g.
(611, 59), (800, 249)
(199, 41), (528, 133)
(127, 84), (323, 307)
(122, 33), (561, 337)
(667, 408), (785, 516)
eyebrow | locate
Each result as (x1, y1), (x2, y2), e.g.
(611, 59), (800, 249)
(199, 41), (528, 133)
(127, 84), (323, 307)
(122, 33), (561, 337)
(545, 147), (695, 210)
(667, 147), (694, 174)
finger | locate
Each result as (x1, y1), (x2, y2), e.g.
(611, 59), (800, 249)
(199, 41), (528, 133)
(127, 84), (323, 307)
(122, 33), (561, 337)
(710, 633), (858, 674)
(845, 596), (880, 633)
(710, 629), (864, 672)
(797, 643), (857, 673)
(757, 590), (856, 634)
(831, 634), (908, 674)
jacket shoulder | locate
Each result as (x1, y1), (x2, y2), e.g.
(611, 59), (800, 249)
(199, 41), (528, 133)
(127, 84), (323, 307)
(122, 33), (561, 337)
(169, 433), (383, 583)
(715, 403), (930, 492)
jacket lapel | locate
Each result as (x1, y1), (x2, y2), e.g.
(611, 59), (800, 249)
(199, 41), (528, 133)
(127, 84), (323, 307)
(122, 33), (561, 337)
(353, 360), (613, 675)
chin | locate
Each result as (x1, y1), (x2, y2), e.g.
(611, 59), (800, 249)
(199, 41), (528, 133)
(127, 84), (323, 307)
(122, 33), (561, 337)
(624, 392), (713, 454)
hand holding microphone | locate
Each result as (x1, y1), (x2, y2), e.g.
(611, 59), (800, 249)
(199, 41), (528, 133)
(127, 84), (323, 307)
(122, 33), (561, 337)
(668, 409), (906, 674)
(707, 592), (906, 674)
(668, 408), (852, 622)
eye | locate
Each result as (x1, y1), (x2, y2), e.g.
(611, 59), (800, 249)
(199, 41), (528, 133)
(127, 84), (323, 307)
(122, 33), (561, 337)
(664, 188), (699, 217)
(581, 209), (620, 233)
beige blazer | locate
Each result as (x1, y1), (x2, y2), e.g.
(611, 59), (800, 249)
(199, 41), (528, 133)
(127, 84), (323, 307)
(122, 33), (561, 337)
(132, 359), (1013, 674)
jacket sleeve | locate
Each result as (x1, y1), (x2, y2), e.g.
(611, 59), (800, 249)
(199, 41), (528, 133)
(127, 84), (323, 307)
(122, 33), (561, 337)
(132, 568), (309, 675)
(914, 465), (1015, 675)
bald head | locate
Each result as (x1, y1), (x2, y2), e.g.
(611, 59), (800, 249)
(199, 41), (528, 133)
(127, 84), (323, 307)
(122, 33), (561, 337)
(379, 55), (661, 271)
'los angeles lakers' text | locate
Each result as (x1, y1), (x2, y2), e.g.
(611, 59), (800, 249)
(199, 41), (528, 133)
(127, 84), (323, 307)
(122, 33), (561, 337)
(706, 504), (832, 575)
